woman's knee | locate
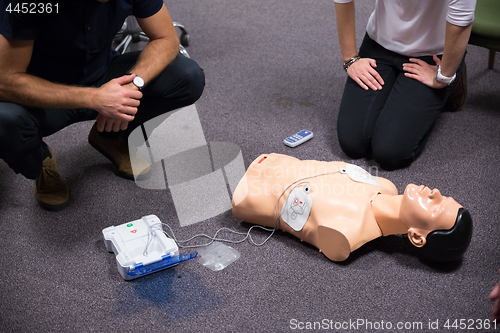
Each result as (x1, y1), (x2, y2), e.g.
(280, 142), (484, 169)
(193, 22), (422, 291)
(337, 113), (371, 159)
(372, 139), (414, 170)
(337, 129), (370, 159)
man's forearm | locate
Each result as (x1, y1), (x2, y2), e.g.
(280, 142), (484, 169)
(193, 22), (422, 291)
(335, 1), (358, 63)
(0, 72), (95, 109)
(127, 36), (179, 85)
(440, 21), (473, 77)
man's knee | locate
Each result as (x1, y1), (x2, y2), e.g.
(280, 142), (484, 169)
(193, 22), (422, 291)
(180, 60), (205, 105)
(0, 103), (38, 148)
(148, 56), (205, 106)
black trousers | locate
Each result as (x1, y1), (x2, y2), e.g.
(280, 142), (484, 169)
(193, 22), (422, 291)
(0, 52), (205, 179)
(337, 33), (464, 170)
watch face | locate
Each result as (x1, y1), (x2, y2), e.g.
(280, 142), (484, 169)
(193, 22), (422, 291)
(133, 76), (145, 88)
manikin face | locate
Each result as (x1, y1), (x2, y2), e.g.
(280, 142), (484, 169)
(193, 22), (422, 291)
(400, 184), (462, 247)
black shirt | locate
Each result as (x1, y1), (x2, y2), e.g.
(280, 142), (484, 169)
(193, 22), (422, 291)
(0, 0), (163, 86)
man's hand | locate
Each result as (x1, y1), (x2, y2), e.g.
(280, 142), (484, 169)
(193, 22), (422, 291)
(92, 74), (142, 122)
(94, 75), (142, 132)
(95, 114), (130, 132)
(490, 269), (500, 321)
(403, 54), (447, 89)
(347, 58), (384, 91)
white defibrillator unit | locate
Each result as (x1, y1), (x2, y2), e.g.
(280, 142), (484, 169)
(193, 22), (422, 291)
(103, 215), (196, 280)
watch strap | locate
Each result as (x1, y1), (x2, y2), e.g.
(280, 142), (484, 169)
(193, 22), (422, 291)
(436, 65), (456, 85)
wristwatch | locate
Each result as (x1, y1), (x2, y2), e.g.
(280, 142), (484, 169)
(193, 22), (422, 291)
(436, 65), (456, 85)
(132, 75), (145, 90)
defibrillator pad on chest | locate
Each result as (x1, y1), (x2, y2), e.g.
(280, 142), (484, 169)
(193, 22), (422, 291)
(280, 185), (312, 231)
(342, 164), (381, 186)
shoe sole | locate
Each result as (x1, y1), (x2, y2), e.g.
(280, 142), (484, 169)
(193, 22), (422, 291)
(88, 137), (150, 181)
(37, 198), (70, 212)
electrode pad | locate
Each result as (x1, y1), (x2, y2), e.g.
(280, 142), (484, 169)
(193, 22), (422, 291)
(103, 215), (196, 280)
(343, 164), (381, 186)
(197, 241), (241, 271)
(280, 185), (312, 231)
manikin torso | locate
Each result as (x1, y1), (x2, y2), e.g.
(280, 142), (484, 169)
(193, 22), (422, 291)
(232, 154), (399, 261)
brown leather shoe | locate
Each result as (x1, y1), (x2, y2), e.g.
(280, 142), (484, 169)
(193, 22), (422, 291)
(88, 123), (151, 180)
(444, 62), (467, 112)
(35, 147), (70, 211)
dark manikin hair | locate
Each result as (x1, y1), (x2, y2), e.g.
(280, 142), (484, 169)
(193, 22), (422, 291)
(404, 208), (473, 263)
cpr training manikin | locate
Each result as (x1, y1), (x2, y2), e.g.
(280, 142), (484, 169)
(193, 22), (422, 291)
(231, 154), (472, 263)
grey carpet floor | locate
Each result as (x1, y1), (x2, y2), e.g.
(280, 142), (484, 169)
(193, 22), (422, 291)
(1, 1), (499, 332)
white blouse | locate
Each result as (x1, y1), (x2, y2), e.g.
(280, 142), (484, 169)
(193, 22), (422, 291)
(334, 0), (476, 56)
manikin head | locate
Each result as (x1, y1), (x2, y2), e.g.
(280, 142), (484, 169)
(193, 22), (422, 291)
(400, 184), (473, 262)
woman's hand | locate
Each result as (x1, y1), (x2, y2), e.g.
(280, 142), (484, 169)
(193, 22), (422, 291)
(346, 58), (384, 91)
(490, 269), (500, 321)
(403, 54), (447, 89)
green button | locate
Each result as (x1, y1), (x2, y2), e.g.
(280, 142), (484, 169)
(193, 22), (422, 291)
(127, 223), (133, 227)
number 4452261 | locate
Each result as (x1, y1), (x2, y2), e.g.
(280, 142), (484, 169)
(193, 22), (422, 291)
(5, 2), (59, 14)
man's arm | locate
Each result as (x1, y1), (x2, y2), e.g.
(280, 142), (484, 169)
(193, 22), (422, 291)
(334, 1), (384, 91)
(0, 35), (91, 109)
(0, 34), (141, 122)
(95, 3), (179, 132)
(128, 4), (179, 86)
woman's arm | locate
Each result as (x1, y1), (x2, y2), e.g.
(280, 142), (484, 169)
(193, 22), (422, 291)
(441, 21), (473, 77)
(403, 21), (472, 89)
(334, 1), (384, 91)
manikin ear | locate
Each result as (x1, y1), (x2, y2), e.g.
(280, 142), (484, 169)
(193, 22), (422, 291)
(407, 228), (427, 248)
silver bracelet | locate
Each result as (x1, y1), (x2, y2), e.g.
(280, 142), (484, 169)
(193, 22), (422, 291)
(343, 55), (361, 71)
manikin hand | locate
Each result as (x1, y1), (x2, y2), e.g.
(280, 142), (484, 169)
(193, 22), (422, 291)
(490, 269), (500, 321)
(403, 54), (448, 89)
(93, 74), (142, 132)
(346, 57), (384, 91)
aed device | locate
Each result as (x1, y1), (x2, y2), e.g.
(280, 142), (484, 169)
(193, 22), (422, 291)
(103, 215), (197, 280)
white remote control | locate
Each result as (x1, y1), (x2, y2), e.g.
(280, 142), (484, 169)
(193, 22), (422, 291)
(284, 130), (313, 147)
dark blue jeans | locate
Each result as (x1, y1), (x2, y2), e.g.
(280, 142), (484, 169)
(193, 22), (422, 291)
(337, 33), (464, 170)
(0, 52), (205, 179)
